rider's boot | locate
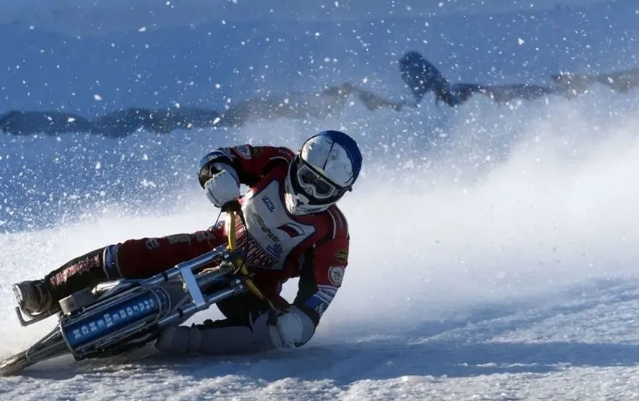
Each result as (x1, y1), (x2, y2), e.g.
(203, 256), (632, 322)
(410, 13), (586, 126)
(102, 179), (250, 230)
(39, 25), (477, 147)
(13, 246), (115, 315)
(13, 279), (53, 315)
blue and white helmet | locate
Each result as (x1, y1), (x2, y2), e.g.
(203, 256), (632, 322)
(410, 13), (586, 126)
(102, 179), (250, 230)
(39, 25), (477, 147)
(285, 130), (363, 215)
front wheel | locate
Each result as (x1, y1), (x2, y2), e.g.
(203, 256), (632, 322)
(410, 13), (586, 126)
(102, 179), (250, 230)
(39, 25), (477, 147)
(0, 350), (32, 376)
(0, 328), (69, 376)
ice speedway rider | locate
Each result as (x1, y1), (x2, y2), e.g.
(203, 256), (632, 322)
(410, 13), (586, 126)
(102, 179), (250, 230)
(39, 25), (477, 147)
(13, 130), (362, 355)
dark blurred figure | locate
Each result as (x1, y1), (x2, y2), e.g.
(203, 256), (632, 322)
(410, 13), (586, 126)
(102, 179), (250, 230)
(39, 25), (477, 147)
(399, 51), (464, 106)
(399, 51), (554, 106)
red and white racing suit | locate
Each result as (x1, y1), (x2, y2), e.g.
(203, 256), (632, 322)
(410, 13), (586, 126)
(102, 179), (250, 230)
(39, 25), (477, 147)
(45, 144), (350, 354)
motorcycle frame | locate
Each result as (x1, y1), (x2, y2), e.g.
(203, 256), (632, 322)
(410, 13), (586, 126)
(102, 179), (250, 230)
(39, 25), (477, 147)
(58, 242), (248, 360)
(2, 208), (272, 373)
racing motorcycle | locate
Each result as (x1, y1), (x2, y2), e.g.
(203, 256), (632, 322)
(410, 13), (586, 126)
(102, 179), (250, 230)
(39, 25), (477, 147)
(0, 208), (270, 376)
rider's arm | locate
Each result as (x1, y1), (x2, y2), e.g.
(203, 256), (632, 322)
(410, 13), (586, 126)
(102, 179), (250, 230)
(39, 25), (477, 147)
(197, 145), (293, 187)
(274, 208), (350, 348)
(291, 236), (349, 330)
(222, 235), (349, 353)
(154, 215), (351, 355)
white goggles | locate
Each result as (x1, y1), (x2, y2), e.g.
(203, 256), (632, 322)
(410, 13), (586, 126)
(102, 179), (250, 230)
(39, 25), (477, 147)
(296, 159), (348, 200)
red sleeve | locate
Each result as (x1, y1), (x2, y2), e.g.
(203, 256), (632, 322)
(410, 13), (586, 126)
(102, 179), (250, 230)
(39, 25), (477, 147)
(198, 144), (294, 188)
(226, 145), (294, 185)
(293, 207), (350, 326)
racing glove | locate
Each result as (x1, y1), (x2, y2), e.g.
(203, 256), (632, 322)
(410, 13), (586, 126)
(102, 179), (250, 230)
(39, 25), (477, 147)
(203, 165), (240, 208)
(268, 305), (315, 349)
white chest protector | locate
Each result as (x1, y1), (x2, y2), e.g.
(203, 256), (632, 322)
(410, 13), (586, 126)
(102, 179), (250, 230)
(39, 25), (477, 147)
(234, 180), (316, 270)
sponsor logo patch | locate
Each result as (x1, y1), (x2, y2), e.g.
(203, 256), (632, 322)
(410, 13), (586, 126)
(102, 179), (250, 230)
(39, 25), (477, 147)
(253, 213), (280, 243)
(238, 232), (278, 269)
(304, 295), (329, 317)
(328, 266), (345, 286)
(166, 234), (192, 245)
(317, 285), (337, 303)
(262, 196), (275, 212)
(266, 242), (283, 258)
(194, 231), (215, 243)
(335, 249), (348, 262)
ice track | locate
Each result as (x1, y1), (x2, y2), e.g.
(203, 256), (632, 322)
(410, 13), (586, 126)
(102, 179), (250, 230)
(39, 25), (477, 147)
(2, 87), (639, 399)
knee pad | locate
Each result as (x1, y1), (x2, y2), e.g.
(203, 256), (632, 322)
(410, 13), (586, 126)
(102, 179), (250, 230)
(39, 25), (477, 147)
(102, 244), (121, 280)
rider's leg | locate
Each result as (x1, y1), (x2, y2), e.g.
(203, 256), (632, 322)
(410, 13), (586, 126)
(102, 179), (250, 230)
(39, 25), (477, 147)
(14, 225), (226, 314)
